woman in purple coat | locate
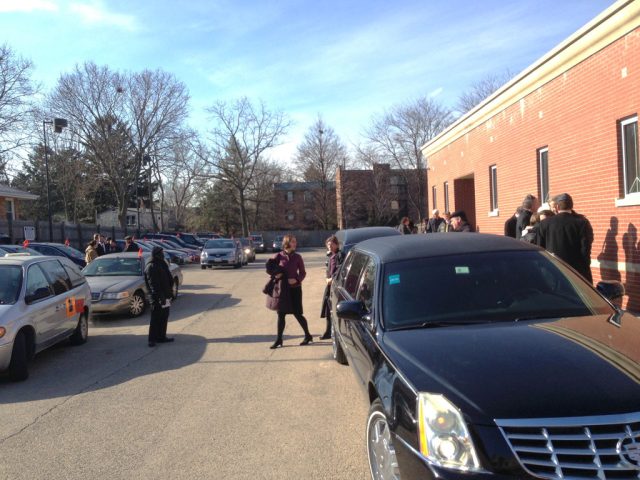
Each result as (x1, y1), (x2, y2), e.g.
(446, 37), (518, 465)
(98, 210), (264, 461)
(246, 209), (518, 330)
(269, 234), (313, 349)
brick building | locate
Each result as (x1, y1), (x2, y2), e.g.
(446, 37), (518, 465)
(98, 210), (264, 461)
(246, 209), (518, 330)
(273, 181), (336, 230)
(0, 184), (38, 221)
(422, 1), (640, 308)
(336, 163), (427, 229)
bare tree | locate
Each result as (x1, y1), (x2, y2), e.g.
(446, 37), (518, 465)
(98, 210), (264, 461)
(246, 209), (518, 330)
(204, 97), (290, 236)
(0, 44), (38, 163)
(47, 62), (190, 229)
(364, 97), (453, 221)
(294, 117), (347, 229)
(457, 70), (513, 114)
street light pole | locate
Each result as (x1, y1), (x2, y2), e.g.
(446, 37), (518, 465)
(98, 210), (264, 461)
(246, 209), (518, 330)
(42, 118), (68, 242)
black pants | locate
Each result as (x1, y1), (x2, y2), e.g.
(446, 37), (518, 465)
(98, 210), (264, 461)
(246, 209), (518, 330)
(149, 302), (170, 342)
(276, 311), (311, 340)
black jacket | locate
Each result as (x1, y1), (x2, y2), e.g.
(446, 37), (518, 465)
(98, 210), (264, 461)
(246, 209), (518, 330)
(144, 257), (173, 304)
(504, 215), (517, 238)
(125, 242), (139, 253)
(426, 217), (444, 233)
(515, 210), (533, 240)
(537, 212), (594, 282)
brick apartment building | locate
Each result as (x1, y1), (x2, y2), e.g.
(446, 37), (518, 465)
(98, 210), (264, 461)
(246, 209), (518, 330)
(422, 0), (640, 308)
(336, 163), (427, 229)
(273, 181), (336, 230)
(0, 184), (38, 221)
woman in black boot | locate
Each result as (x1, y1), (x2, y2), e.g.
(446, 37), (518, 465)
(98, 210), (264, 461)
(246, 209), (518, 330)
(319, 235), (343, 340)
(269, 235), (313, 349)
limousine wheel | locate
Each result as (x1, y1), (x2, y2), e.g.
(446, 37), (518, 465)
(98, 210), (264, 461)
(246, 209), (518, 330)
(332, 324), (348, 365)
(129, 291), (146, 317)
(367, 400), (401, 480)
(8, 331), (29, 382)
(70, 314), (88, 345)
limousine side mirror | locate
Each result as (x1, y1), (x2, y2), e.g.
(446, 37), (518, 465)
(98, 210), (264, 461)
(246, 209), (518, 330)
(336, 300), (368, 321)
(596, 280), (625, 308)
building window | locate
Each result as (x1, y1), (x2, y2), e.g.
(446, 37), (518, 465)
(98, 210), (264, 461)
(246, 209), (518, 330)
(5, 199), (15, 220)
(431, 186), (437, 210)
(304, 191), (312, 203)
(538, 147), (549, 202)
(622, 116), (639, 196)
(127, 215), (137, 227)
(286, 211), (295, 221)
(489, 165), (498, 212)
(286, 191), (294, 203)
(444, 182), (449, 213)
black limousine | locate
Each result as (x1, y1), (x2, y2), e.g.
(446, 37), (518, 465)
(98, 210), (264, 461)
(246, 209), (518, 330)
(330, 234), (639, 480)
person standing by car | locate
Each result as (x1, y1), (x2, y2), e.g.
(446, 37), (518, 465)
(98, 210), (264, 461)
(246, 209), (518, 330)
(450, 211), (472, 232)
(268, 234), (313, 349)
(397, 216), (412, 234)
(124, 235), (139, 252)
(516, 194), (537, 240)
(320, 235), (343, 340)
(144, 246), (174, 347)
(85, 240), (98, 264)
(425, 209), (444, 233)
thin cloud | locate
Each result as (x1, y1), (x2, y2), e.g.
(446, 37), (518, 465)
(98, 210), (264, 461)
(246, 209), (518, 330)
(68, 1), (137, 31)
(0, 0), (58, 12)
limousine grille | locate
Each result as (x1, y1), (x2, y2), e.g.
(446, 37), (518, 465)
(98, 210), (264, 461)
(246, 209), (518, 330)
(497, 413), (640, 480)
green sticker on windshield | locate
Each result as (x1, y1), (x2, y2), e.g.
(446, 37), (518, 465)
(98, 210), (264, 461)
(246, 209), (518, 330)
(388, 274), (400, 285)
(455, 266), (470, 274)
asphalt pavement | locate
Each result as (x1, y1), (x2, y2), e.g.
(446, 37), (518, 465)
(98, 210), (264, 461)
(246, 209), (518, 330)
(0, 249), (371, 480)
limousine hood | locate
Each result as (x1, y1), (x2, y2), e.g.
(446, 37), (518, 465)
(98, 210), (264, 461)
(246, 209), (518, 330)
(382, 313), (640, 424)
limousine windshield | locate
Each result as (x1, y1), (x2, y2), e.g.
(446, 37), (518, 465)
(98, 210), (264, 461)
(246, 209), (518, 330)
(382, 250), (612, 330)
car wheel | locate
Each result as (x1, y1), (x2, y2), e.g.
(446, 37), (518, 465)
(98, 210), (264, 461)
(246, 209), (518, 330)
(172, 277), (179, 300)
(69, 314), (88, 345)
(201, 265), (206, 270)
(332, 323), (348, 365)
(367, 399), (401, 480)
(129, 290), (146, 317)
(7, 331), (29, 381)
(234, 258), (241, 269)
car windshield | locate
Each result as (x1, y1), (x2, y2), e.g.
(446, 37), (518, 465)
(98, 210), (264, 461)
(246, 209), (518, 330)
(382, 250), (613, 330)
(240, 239), (251, 246)
(205, 240), (236, 249)
(0, 265), (22, 304)
(60, 245), (85, 260)
(82, 257), (143, 276)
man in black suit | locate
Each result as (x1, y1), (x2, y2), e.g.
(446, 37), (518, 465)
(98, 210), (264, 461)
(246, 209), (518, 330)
(515, 195), (537, 240)
(537, 193), (594, 283)
(94, 233), (106, 256)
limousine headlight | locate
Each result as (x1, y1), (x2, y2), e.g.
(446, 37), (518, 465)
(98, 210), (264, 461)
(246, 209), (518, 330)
(418, 393), (480, 471)
(102, 292), (130, 300)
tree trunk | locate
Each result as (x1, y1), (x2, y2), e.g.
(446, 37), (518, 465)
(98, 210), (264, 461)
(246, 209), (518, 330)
(238, 188), (249, 237)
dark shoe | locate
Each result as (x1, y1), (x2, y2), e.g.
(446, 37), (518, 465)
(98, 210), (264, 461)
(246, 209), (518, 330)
(148, 341), (156, 347)
(157, 337), (174, 343)
(319, 332), (331, 340)
(300, 335), (313, 346)
(269, 339), (283, 349)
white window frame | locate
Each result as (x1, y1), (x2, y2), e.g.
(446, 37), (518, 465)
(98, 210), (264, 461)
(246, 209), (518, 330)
(489, 165), (499, 216)
(444, 182), (449, 213)
(286, 191), (294, 203)
(616, 116), (640, 207)
(538, 147), (549, 203)
(431, 185), (437, 210)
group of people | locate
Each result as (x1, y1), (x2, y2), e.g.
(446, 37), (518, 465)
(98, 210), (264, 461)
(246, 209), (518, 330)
(84, 234), (139, 264)
(399, 209), (472, 234)
(506, 192), (594, 283)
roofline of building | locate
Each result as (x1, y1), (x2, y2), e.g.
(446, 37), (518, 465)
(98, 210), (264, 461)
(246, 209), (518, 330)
(421, 0), (639, 158)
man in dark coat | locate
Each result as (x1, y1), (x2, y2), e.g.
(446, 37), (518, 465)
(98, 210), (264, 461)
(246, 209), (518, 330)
(450, 210), (472, 232)
(515, 195), (537, 240)
(144, 246), (174, 347)
(504, 208), (522, 238)
(537, 193), (594, 283)
(124, 235), (139, 253)
(425, 209), (444, 233)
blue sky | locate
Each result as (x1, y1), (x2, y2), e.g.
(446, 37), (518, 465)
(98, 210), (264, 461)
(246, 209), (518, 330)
(1, 0), (615, 164)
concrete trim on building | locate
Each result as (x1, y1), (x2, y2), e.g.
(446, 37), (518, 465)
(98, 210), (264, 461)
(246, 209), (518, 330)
(421, 0), (639, 158)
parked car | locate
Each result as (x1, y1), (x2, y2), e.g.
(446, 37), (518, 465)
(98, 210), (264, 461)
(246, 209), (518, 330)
(200, 238), (243, 269)
(83, 252), (182, 317)
(334, 226), (401, 257)
(240, 238), (256, 262)
(160, 232), (204, 248)
(330, 234), (637, 480)
(0, 234), (11, 245)
(272, 235), (284, 252)
(250, 234), (265, 253)
(0, 256), (91, 381)
(28, 242), (87, 268)
(143, 234), (201, 262)
(136, 240), (188, 265)
(197, 232), (222, 240)
(0, 245), (42, 257)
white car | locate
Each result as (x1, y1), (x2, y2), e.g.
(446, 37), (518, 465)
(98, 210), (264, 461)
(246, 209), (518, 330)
(0, 256), (91, 381)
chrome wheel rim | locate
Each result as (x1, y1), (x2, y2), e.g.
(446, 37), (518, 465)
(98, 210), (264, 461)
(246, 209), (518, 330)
(367, 412), (401, 480)
(79, 315), (88, 340)
(130, 295), (144, 316)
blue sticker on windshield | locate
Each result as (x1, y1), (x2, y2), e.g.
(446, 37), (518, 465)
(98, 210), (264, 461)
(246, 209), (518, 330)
(389, 274), (400, 285)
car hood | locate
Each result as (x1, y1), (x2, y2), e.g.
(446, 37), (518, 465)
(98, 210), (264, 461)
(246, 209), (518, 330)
(381, 313), (640, 423)
(203, 248), (235, 254)
(86, 276), (142, 293)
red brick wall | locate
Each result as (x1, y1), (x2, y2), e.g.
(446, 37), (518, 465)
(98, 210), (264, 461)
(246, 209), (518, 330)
(426, 29), (640, 308)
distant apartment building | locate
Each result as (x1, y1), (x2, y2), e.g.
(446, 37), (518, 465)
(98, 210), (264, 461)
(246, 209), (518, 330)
(335, 163), (427, 229)
(422, 1), (640, 307)
(0, 184), (38, 221)
(273, 181), (336, 230)
(97, 207), (176, 231)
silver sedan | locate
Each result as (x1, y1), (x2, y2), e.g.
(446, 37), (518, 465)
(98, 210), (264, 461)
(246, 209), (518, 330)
(84, 252), (182, 317)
